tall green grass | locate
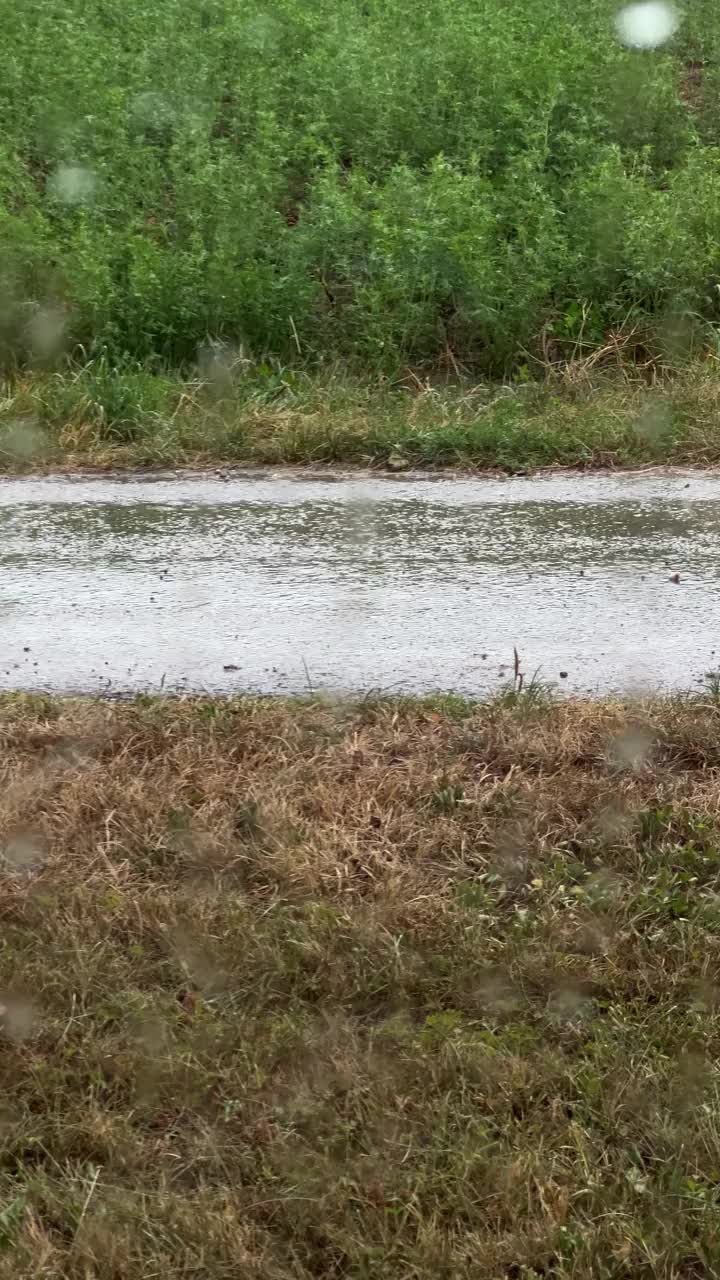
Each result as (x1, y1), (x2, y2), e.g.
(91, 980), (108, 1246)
(2, 0), (720, 375)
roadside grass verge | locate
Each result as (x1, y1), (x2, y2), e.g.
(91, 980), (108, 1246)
(3, 362), (720, 474)
(1, 690), (720, 1275)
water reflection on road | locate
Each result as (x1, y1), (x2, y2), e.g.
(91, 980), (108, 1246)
(0, 470), (718, 695)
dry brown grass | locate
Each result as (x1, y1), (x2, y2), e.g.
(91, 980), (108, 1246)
(1, 690), (720, 1277)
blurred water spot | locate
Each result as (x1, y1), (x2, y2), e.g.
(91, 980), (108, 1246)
(633, 402), (672, 444)
(0, 995), (37, 1042)
(546, 986), (594, 1026)
(243, 14), (282, 51)
(197, 340), (248, 392)
(0, 418), (47, 460)
(660, 312), (703, 364)
(133, 1010), (168, 1057)
(131, 91), (175, 128)
(476, 972), (520, 1015)
(594, 799), (633, 843)
(691, 980), (720, 1012)
(675, 1048), (708, 1092)
(345, 499), (377, 550)
(576, 916), (613, 955)
(27, 304), (67, 361)
(583, 867), (626, 905)
(2, 831), (46, 873)
(615, 1), (679, 47)
(609, 725), (653, 771)
(44, 739), (94, 771)
(0, 1104), (17, 1138)
(48, 164), (97, 205)
(171, 928), (222, 993)
(130, 1011), (170, 1102)
(492, 826), (529, 886)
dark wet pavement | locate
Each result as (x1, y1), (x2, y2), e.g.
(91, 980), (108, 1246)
(0, 470), (718, 696)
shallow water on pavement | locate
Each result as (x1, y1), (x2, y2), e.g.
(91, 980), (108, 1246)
(0, 470), (718, 696)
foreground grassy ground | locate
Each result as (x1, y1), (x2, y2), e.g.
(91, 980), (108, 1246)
(4, 363), (720, 473)
(1, 689), (720, 1276)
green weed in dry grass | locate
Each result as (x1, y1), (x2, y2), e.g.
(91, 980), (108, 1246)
(0, 692), (719, 1276)
(3, 363), (720, 474)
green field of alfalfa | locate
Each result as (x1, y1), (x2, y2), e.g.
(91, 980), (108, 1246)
(4, 0), (720, 466)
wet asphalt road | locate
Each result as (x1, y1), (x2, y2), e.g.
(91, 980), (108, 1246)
(0, 470), (717, 696)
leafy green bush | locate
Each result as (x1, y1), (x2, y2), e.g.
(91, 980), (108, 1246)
(0, 0), (718, 374)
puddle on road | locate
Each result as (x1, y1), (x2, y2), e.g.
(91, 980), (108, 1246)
(0, 471), (718, 696)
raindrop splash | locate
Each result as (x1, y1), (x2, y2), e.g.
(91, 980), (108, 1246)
(48, 164), (97, 205)
(0, 995), (38, 1043)
(615, 1), (679, 49)
(3, 832), (46, 873)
